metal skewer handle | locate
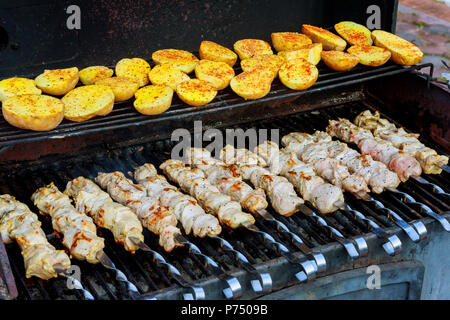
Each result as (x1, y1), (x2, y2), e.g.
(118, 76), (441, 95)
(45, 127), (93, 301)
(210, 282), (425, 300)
(412, 176), (450, 199)
(54, 265), (95, 300)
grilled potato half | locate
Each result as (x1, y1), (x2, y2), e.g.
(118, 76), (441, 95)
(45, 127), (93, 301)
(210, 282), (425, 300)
(278, 43), (322, 65)
(334, 21), (373, 46)
(62, 85), (115, 122)
(321, 51), (359, 71)
(347, 45), (391, 67)
(240, 54), (285, 79)
(230, 68), (273, 100)
(195, 60), (235, 90)
(176, 79), (217, 107)
(115, 58), (151, 87)
(278, 58), (318, 90)
(0, 78), (41, 102)
(34, 67), (79, 96)
(134, 85), (173, 115)
(371, 30), (423, 66)
(79, 66), (114, 85)
(233, 39), (273, 60)
(95, 76), (140, 102)
(302, 25), (347, 51)
(152, 49), (199, 74)
(149, 63), (190, 90)
(271, 32), (312, 52)
(2, 94), (64, 131)
(199, 41), (238, 67)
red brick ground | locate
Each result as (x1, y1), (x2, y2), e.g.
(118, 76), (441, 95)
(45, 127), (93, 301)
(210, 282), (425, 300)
(400, 0), (450, 22)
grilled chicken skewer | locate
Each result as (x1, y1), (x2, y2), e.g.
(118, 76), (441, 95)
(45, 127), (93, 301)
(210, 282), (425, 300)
(354, 110), (448, 175)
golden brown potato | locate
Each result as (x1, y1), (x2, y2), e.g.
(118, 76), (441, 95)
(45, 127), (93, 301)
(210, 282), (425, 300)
(321, 51), (360, 71)
(278, 58), (318, 90)
(152, 49), (199, 73)
(301, 25), (347, 51)
(115, 58), (151, 87)
(334, 21), (373, 46)
(95, 76), (140, 102)
(230, 68), (273, 100)
(195, 60), (235, 90)
(347, 45), (391, 67)
(176, 79), (218, 107)
(277, 43), (323, 65)
(148, 63), (190, 90)
(233, 39), (273, 60)
(134, 85), (173, 115)
(271, 32), (312, 52)
(0, 78), (41, 102)
(371, 30), (423, 66)
(2, 94), (64, 131)
(62, 85), (115, 122)
(79, 66), (114, 85)
(34, 67), (79, 95)
(240, 54), (285, 79)
(199, 41), (238, 67)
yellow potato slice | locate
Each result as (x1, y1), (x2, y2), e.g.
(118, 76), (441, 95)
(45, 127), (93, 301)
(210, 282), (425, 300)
(2, 94), (64, 131)
(199, 41), (238, 67)
(195, 60), (235, 90)
(279, 58), (319, 90)
(347, 45), (391, 67)
(271, 32), (312, 52)
(62, 85), (115, 122)
(134, 85), (173, 115)
(0, 78), (41, 102)
(79, 66), (114, 85)
(278, 43), (323, 65)
(371, 30), (423, 66)
(230, 68), (273, 100)
(34, 67), (79, 96)
(152, 49), (199, 74)
(334, 21), (373, 46)
(149, 63), (190, 90)
(240, 54), (285, 79)
(321, 51), (360, 71)
(95, 76), (140, 102)
(176, 79), (218, 107)
(115, 58), (151, 87)
(301, 25), (347, 51)
(233, 39), (273, 60)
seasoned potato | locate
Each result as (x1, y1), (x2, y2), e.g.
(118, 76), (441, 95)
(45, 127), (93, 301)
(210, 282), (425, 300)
(195, 60), (235, 90)
(2, 94), (64, 131)
(0, 78), (41, 102)
(371, 30), (423, 66)
(79, 66), (114, 85)
(176, 79), (217, 107)
(199, 41), (238, 67)
(134, 85), (173, 115)
(278, 43), (322, 65)
(34, 67), (79, 96)
(334, 21), (373, 46)
(233, 39), (273, 60)
(271, 32), (312, 52)
(152, 49), (199, 74)
(321, 51), (359, 71)
(62, 85), (115, 122)
(230, 68), (273, 100)
(240, 54), (285, 79)
(301, 25), (347, 51)
(95, 76), (139, 102)
(115, 58), (151, 87)
(279, 58), (318, 90)
(148, 63), (190, 90)
(347, 45), (391, 67)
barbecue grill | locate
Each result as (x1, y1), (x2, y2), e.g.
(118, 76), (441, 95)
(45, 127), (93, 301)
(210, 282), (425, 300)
(0, 0), (448, 300)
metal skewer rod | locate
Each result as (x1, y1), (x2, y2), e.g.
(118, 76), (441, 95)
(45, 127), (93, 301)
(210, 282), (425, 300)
(411, 176), (450, 199)
(54, 264), (95, 300)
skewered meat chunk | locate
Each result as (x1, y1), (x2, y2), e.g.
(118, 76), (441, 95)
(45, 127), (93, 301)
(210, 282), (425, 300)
(95, 171), (182, 252)
(0, 194), (71, 280)
(64, 177), (144, 253)
(221, 144), (267, 167)
(160, 159), (255, 228)
(32, 183), (105, 264)
(354, 110), (449, 174)
(134, 163), (222, 237)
